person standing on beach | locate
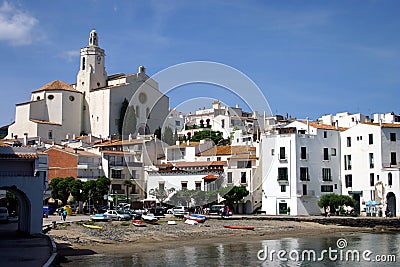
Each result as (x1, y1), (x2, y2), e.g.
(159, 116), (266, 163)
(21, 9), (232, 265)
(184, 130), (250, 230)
(62, 209), (67, 221)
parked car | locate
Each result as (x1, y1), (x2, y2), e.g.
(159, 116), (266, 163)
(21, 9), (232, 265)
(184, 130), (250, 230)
(209, 205), (225, 215)
(104, 210), (130, 221)
(118, 209), (141, 220)
(169, 206), (189, 217)
(0, 207), (9, 223)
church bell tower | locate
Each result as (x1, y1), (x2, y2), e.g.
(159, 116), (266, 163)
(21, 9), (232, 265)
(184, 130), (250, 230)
(76, 30), (107, 94)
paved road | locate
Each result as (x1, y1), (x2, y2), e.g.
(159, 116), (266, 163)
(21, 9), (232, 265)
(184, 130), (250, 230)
(0, 214), (90, 267)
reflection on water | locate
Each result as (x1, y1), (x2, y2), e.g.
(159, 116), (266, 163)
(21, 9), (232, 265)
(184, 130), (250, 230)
(63, 232), (400, 266)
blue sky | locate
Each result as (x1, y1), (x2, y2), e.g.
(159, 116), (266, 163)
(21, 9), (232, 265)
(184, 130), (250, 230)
(0, 0), (399, 126)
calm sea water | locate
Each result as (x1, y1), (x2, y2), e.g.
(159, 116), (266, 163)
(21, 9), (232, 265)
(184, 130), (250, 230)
(63, 232), (400, 266)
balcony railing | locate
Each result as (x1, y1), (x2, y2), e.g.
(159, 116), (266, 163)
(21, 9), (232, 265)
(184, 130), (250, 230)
(110, 174), (126, 180)
(383, 162), (400, 168)
(297, 190), (315, 196)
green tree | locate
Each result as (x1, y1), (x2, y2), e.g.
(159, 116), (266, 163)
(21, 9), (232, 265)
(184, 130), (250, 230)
(190, 130), (225, 145)
(49, 177), (75, 205)
(168, 189), (193, 207)
(220, 185), (249, 213)
(318, 194), (355, 213)
(149, 187), (175, 204)
(122, 105), (137, 137)
(118, 98), (129, 135)
(69, 179), (84, 202)
(162, 126), (174, 145)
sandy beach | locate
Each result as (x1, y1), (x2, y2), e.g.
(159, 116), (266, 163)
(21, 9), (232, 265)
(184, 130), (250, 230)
(49, 215), (372, 257)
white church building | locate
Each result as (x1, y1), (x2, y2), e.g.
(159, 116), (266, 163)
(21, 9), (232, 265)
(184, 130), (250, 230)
(7, 30), (169, 143)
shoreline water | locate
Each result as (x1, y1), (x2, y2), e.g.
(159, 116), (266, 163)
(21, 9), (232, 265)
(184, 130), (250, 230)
(50, 215), (392, 258)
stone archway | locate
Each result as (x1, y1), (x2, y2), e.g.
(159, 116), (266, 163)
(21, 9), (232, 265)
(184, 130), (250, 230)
(0, 187), (31, 233)
(386, 192), (396, 217)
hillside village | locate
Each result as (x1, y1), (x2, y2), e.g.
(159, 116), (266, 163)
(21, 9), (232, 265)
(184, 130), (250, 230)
(1, 31), (400, 218)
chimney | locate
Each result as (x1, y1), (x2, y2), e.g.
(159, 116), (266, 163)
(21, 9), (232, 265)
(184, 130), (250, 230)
(74, 148), (78, 154)
(138, 65), (146, 74)
(89, 133), (92, 143)
(72, 134), (76, 139)
(306, 117), (310, 133)
(129, 133), (132, 142)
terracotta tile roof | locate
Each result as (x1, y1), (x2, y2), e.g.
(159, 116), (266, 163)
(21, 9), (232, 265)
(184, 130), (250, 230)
(155, 163), (173, 168)
(0, 153), (37, 159)
(361, 122), (400, 128)
(199, 146), (254, 156)
(94, 140), (122, 147)
(174, 161), (227, 168)
(101, 150), (134, 155)
(32, 80), (80, 93)
(203, 174), (219, 180)
(0, 142), (10, 147)
(298, 121), (348, 131)
(229, 154), (258, 160)
(44, 147), (100, 157)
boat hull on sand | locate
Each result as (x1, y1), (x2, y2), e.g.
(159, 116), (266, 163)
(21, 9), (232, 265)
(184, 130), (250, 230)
(223, 225), (254, 230)
(132, 220), (146, 227)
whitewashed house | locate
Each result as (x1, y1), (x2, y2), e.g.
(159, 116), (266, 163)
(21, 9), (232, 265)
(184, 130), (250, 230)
(341, 122), (400, 216)
(261, 121), (343, 215)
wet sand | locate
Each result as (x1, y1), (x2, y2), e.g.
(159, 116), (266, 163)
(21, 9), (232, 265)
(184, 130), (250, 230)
(50, 216), (371, 257)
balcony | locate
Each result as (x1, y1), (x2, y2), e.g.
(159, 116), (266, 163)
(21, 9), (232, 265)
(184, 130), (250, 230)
(77, 163), (102, 169)
(297, 190), (315, 196)
(109, 161), (141, 167)
(277, 176), (288, 182)
(110, 174), (126, 180)
(278, 154), (288, 162)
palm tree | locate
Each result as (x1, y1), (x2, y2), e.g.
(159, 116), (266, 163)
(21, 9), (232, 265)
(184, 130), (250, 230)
(123, 180), (133, 204)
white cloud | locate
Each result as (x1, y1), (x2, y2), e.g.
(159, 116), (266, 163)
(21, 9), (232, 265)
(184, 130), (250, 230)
(59, 50), (80, 63)
(0, 1), (39, 45)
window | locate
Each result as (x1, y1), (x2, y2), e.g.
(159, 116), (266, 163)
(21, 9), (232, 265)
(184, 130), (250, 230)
(369, 153), (374, 168)
(240, 172), (247, 183)
(300, 167), (309, 181)
(322, 168), (332, 181)
(195, 182), (201, 191)
(181, 182), (188, 190)
(388, 173), (393, 186)
(390, 133), (396, 142)
(278, 168), (288, 181)
(369, 134), (373, 145)
(302, 184), (307, 195)
(159, 183), (165, 190)
(280, 185), (286, 192)
(36, 96), (40, 100)
(345, 174), (352, 188)
(391, 152), (397, 166)
(344, 155), (352, 170)
(279, 147), (286, 160)
(175, 121), (181, 126)
(111, 184), (122, 191)
(347, 137), (351, 147)
(221, 119), (225, 128)
(321, 185), (334, 192)
(323, 148), (329, 161)
(47, 94), (54, 100)
(323, 131), (327, 138)
(227, 172), (232, 184)
(111, 169), (122, 179)
(82, 57), (85, 70)
(271, 149), (275, 156)
(217, 157), (221, 161)
(331, 148), (336, 156)
(238, 161), (251, 168)
(370, 173), (374, 186)
(48, 130), (53, 140)
(300, 147), (307, 160)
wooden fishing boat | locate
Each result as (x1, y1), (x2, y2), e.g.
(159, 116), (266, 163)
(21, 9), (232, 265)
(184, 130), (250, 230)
(141, 214), (158, 223)
(82, 224), (103, 229)
(183, 214), (206, 223)
(223, 225), (254, 230)
(132, 220), (146, 227)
